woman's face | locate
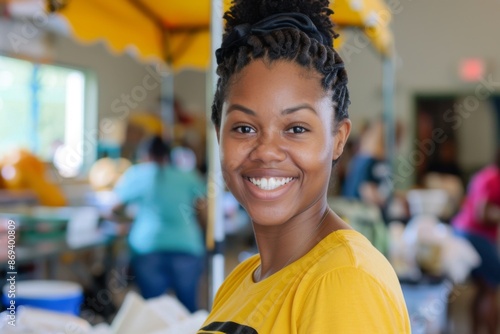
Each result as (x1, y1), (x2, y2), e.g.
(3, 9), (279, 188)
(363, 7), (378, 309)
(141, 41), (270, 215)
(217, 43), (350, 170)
(218, 59), (350, 225)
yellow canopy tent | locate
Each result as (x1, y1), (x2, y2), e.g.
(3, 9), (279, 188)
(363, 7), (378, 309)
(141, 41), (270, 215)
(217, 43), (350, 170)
(45, 0), (393, 70)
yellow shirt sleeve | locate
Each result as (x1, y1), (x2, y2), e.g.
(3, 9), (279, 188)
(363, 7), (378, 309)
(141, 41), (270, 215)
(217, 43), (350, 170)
(297, 267), (411, 333)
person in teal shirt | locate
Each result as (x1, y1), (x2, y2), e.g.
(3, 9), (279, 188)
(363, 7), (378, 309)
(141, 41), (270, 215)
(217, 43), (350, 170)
(113, 136), (206, 312)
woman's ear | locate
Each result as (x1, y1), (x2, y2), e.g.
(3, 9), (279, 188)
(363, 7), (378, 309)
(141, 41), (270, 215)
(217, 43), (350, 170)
(332, 119), (352, 160)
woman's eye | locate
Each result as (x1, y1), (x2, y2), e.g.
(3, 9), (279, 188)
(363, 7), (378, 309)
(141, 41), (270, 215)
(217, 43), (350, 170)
(286, 126), (307, 134)
(235, 126), (255, 134)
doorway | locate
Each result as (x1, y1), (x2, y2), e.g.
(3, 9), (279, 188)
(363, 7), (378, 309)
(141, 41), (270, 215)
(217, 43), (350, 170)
(414, 94), (499, 185)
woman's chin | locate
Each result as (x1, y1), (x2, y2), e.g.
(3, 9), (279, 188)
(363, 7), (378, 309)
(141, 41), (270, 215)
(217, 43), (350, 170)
(246, 209), (290, 227)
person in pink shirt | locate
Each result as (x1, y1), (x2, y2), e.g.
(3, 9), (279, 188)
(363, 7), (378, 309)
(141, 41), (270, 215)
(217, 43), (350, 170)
(453, 148), (500, 334)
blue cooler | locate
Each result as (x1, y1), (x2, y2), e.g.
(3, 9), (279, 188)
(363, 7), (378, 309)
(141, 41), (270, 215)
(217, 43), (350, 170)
(2, 280), (83, 315)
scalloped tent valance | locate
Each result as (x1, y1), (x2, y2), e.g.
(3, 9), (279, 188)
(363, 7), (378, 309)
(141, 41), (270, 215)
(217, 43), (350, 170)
(43, 0), (392, 71)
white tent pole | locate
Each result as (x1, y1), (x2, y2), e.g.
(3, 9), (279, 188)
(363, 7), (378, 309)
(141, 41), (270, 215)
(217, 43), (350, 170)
(207, 0), (225, 308)
(160, 69), (175, 140)
(382, 49), (396, 191)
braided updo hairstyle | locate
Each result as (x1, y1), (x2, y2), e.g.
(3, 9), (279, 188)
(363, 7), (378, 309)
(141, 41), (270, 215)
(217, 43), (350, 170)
(212, 0), (349, 129)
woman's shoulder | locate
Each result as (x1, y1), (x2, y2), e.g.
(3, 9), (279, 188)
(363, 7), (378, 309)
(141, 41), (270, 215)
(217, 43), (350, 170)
(296, 230), (407, 311)
(126, 162), (158, 174)
(294, 231), (410, 332)
(308, 229), (379, 262)
(302, 230), (400, 288)
(165, 166), (202, 180)
(211, 254), (260, 303)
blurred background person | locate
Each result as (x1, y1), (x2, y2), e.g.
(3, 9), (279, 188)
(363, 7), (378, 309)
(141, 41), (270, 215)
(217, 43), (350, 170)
(110, 135), (206, 312)
(421, 140), (465, 222)
(342, 118), (395, 221)
(452, 148), (500, 334)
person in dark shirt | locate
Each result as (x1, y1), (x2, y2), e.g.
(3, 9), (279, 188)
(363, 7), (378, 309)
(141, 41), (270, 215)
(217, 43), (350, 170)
(342, 119), (392, 214)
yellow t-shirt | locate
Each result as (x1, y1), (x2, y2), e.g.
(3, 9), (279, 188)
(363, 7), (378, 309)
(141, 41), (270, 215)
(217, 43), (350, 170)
(198, 230), (411, 334)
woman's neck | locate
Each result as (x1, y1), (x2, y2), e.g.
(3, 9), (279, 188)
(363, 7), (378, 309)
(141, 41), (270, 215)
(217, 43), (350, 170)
(251, 205), (350, 282)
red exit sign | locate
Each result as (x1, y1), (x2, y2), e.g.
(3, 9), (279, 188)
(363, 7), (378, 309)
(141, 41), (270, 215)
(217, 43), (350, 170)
(459, 58), (485, 82)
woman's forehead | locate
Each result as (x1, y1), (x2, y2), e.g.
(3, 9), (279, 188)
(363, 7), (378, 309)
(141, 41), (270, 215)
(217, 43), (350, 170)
(226, 59), (328, 101)
(220, 60), (335, 127)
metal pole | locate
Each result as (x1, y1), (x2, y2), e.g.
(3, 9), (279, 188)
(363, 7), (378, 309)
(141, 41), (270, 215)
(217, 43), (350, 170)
(382, 52), (396, 191)
(160, 69), (175, 140)
(207, 0), (225, 308)
(382, 45), (397, 205)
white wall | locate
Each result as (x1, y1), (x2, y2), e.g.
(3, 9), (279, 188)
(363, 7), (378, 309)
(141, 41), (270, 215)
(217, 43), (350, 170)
(174, 70), (207, 115)
(456, 98), (497, 170)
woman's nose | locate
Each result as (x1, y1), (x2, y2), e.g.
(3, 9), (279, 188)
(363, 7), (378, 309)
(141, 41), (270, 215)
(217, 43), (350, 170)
(248, 132), (287, 163)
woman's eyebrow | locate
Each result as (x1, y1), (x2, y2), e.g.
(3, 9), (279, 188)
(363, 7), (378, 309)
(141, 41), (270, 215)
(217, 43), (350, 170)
(281, 104), (317, 115)
(226, 103), (317, 116)
(226, 104), (256, 116)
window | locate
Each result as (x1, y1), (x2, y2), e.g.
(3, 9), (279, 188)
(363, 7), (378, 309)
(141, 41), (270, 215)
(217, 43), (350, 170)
(0, 55), (87, 177)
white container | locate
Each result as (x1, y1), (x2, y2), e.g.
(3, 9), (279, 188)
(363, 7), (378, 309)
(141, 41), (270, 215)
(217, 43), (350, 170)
(407, 189), (449, 218)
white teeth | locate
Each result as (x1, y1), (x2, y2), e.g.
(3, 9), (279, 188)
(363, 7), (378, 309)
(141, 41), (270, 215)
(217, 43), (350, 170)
(248, 177), (293, 190)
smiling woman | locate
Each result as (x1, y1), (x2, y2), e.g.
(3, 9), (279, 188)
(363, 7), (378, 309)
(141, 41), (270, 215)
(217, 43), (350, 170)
(198, 1), (410, 333)
(220, 60), (344, 226)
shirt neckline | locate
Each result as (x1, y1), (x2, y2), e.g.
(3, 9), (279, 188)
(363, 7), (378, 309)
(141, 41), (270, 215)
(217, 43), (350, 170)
(241, 229), (364, 294)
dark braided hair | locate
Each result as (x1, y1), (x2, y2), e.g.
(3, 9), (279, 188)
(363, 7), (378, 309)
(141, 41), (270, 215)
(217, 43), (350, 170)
(212, 0), (350, 129)
(138, 135), (170, 164)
